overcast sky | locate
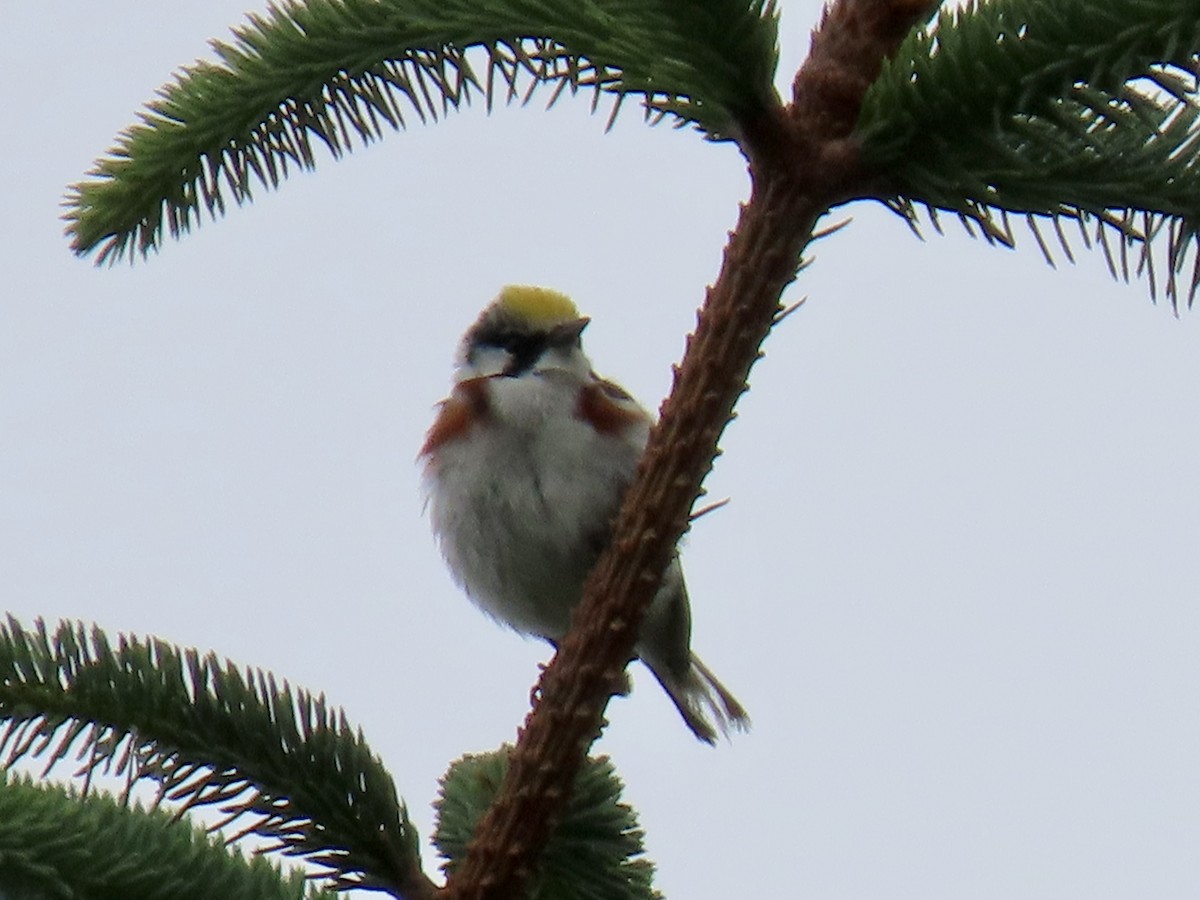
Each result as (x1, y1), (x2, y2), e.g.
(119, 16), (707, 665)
(3, 2), (1199, 897)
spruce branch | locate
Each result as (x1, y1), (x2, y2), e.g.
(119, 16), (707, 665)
(443, 2), (939, 898)
(0, 770), (335, 900)
(0, 616), (431, 897)
(64, 0), (780, 263)
(857, 0), (1200, 307)
(435, 748), (658, 900)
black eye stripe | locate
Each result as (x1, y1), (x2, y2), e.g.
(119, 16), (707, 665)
(502, 334), (543, 376)
(471, 328), (545, 376)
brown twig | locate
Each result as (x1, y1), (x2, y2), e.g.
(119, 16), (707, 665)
(396, 855), (442, 900)
(443, 3), (940, 898)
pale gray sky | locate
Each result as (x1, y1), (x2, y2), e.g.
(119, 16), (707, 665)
(3, 2), (1199, 897)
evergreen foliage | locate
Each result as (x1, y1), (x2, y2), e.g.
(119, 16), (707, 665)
(858, 0), (1200, 305)
(63, 0), (1200, 303)
(0, 616), (417, 893)
(434, 748), (659, 900)
(0, 770), (334, 900)
(64, 0), (780, 263)
(0, 618), (660, 897)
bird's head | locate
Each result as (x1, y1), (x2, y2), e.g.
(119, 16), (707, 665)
(457, 285), (592, 379)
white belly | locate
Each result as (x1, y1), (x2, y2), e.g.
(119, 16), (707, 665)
(426, 374), (646, 638)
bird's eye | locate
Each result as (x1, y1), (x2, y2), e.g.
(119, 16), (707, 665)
(480, 330), (543, 376)
(482, 330), (521, 353)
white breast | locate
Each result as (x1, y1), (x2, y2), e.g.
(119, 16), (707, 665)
(425, 371), (648, 639)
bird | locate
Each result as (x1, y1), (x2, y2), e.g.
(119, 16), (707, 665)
(420, 285), (748, 743)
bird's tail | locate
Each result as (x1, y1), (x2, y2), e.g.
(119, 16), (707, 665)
(650, 654), (750, 745)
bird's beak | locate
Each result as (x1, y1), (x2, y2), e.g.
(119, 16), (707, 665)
(549, 316), (590, 348)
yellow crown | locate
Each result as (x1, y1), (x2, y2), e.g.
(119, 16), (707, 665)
(495, 285), (579, 326)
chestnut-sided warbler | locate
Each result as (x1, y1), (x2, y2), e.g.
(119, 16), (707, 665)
(420, 285), (748, 743)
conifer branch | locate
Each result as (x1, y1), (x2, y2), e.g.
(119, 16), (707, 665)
(0, 616), (427, 896)
(0, 770), (336, 900)
(64, 0), (780, 263)
(435, 749), (658, 899)
(858, 0), (1200, 307)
